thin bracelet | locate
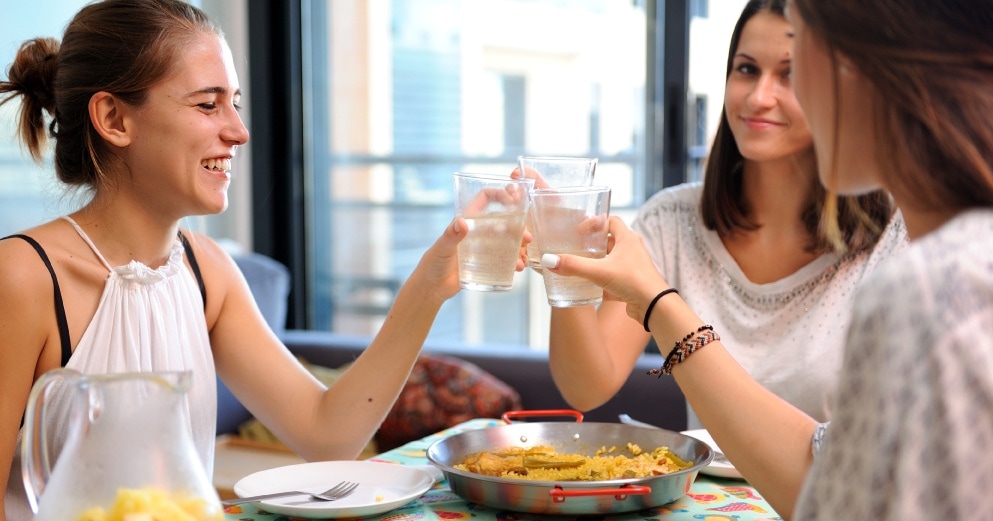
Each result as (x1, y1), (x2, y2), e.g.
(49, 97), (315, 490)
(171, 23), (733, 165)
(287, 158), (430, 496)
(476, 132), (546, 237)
(643, 288), (679, 332)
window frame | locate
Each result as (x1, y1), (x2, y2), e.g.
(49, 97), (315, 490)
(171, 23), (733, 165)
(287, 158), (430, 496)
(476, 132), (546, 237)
(245, 0), (692, 331)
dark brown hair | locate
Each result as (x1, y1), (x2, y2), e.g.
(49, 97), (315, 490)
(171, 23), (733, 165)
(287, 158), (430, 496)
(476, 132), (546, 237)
(793, 0), (993, 214)
(0, 0), (221, 190)
(699, 0), (893, 254)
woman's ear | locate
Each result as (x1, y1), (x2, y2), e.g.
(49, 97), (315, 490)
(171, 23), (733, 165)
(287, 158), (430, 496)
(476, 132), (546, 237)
(88, 91), (131, 147)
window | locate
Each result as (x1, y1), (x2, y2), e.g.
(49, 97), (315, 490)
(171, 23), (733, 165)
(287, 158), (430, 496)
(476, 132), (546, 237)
(0, 1), (85, 237)
(687, 0), (749, 180)
(299, 0), (649, 347)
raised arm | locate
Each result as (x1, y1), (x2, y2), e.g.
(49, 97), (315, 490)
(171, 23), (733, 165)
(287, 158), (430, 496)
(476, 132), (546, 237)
(513, 167), (654, 412)
(548, 301), (653, 411)
(542, 216), (817, 519)
(208, 218), (474, 461)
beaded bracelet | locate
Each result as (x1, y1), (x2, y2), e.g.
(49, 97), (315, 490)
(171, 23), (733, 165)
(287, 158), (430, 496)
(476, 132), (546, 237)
(647, 325), (719, 377)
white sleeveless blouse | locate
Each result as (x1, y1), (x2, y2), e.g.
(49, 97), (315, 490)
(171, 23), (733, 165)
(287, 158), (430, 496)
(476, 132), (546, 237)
(5, 217), (217, 520)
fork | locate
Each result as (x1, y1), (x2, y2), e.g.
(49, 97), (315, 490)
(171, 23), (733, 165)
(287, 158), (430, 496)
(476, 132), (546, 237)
(222, 480), (359, 506)
(310, 480), (359, 501)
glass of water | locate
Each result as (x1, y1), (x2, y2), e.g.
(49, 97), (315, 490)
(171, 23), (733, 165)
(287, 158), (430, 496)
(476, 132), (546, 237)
(529, 185), (611, 307)
(453, 172), (534, 291)
(516, 156), (597, 271)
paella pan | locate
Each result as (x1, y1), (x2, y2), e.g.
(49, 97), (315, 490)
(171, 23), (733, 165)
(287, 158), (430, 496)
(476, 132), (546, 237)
(426, 411), (713, 515)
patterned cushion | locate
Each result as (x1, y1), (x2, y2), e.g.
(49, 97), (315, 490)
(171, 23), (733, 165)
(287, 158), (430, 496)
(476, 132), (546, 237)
(375, 353), (522, 451)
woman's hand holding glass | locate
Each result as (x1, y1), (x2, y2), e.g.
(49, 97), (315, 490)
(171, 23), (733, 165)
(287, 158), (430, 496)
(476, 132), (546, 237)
(512, 158), (597, 271)
(410, 214), (530, 303)
(540, 216), (668, 322)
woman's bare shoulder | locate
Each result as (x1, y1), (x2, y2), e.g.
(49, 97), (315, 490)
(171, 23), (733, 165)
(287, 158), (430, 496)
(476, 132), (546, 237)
(0, 222), (77, 329)
(0, 221), (70, 286)
(176, 229), (239, 271)
(175, 230), (248, 316)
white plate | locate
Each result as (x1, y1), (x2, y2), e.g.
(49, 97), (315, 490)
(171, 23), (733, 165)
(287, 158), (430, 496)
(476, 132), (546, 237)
(233, 461), (435, 519)
(680, 429), (743, 480)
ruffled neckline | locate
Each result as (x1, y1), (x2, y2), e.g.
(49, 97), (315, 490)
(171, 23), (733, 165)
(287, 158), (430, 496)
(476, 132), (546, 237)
(110, 241), (185, 284)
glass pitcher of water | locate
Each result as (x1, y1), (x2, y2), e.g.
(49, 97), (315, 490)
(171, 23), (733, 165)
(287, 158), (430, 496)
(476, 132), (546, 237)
(21, 369), (222, 520)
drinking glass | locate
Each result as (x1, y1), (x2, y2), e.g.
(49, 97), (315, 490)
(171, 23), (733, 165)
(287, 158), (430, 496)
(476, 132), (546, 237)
(453, 172), (534, 291)
(516, 156), (597, 271)
(529, 186), (611, 307)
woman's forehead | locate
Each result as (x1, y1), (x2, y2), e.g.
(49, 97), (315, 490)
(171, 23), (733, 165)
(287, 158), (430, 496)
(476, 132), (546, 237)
(736, 12), (793, 57)
(159, 33), (240, 95)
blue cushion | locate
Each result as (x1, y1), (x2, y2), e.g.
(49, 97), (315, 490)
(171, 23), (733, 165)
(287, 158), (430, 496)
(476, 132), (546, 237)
(217, 252), (291, 434)
(232, 252), (290, 335)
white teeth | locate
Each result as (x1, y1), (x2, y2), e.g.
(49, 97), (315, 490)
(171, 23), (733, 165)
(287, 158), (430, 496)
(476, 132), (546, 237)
(202, 158), (232, 172)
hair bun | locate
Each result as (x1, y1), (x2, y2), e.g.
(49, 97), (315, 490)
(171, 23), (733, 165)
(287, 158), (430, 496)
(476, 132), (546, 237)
(1, 37), (60, 163)
(6, 37), (60, 113)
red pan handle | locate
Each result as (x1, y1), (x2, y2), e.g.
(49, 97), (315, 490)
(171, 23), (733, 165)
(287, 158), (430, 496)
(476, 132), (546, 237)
(549, 484), (652, 503)
(501, 409), (584, 424)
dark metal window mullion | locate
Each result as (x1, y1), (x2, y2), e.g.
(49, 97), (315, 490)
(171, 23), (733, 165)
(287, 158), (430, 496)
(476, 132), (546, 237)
(247, 0), (308, 330)
(645, 0), (691, 197)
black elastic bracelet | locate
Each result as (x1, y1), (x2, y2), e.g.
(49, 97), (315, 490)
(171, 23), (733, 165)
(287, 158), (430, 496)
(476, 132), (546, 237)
(643, 288), (679, 332)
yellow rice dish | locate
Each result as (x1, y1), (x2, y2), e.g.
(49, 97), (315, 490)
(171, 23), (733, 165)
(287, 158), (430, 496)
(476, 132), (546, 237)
(455, 443), (691, 481)
(76, 488), (222, 521)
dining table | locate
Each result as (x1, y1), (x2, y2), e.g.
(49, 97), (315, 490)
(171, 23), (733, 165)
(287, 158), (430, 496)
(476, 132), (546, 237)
(222, 418), (781, 521)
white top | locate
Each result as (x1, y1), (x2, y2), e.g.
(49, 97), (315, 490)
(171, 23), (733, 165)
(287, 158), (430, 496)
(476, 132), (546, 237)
(5, 218), (216, 520)
(632, 183), (908, 427)
(795, 208), (993, 520)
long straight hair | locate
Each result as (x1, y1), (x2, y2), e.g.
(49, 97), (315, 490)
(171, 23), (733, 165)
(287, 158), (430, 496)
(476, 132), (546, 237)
(794, 0), (993, 220)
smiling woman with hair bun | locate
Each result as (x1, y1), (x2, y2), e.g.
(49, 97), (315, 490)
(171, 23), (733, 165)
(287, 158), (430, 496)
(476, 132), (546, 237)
(0, 2), (498, 519)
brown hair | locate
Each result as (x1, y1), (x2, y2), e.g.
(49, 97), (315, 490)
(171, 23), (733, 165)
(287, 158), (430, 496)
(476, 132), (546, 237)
(793, 0), (993, 216)
(0, 0), (221, 191)
(699, 0), (893, 254)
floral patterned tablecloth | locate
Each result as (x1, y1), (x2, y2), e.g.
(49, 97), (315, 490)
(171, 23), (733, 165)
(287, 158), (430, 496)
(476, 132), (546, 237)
(224, 419), (781, 521)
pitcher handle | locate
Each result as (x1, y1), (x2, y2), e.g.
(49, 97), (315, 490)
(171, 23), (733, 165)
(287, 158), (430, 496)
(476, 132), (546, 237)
(21, 368), (80, 514)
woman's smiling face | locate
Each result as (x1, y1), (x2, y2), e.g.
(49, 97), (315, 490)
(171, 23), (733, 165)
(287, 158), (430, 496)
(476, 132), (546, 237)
(724, 11), (813, 164)
(119, 32), (250, 219)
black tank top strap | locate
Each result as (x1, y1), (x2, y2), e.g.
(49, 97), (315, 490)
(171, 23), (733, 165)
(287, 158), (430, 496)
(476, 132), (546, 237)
(1, 234), (73, 367)
(177, 231), (207, 310)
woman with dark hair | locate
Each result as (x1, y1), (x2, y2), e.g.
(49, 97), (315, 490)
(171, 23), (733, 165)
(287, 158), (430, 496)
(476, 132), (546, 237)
(544, 0), (993, 518)
(546, 0), (904, 430)
(0, 1), (494, 518)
